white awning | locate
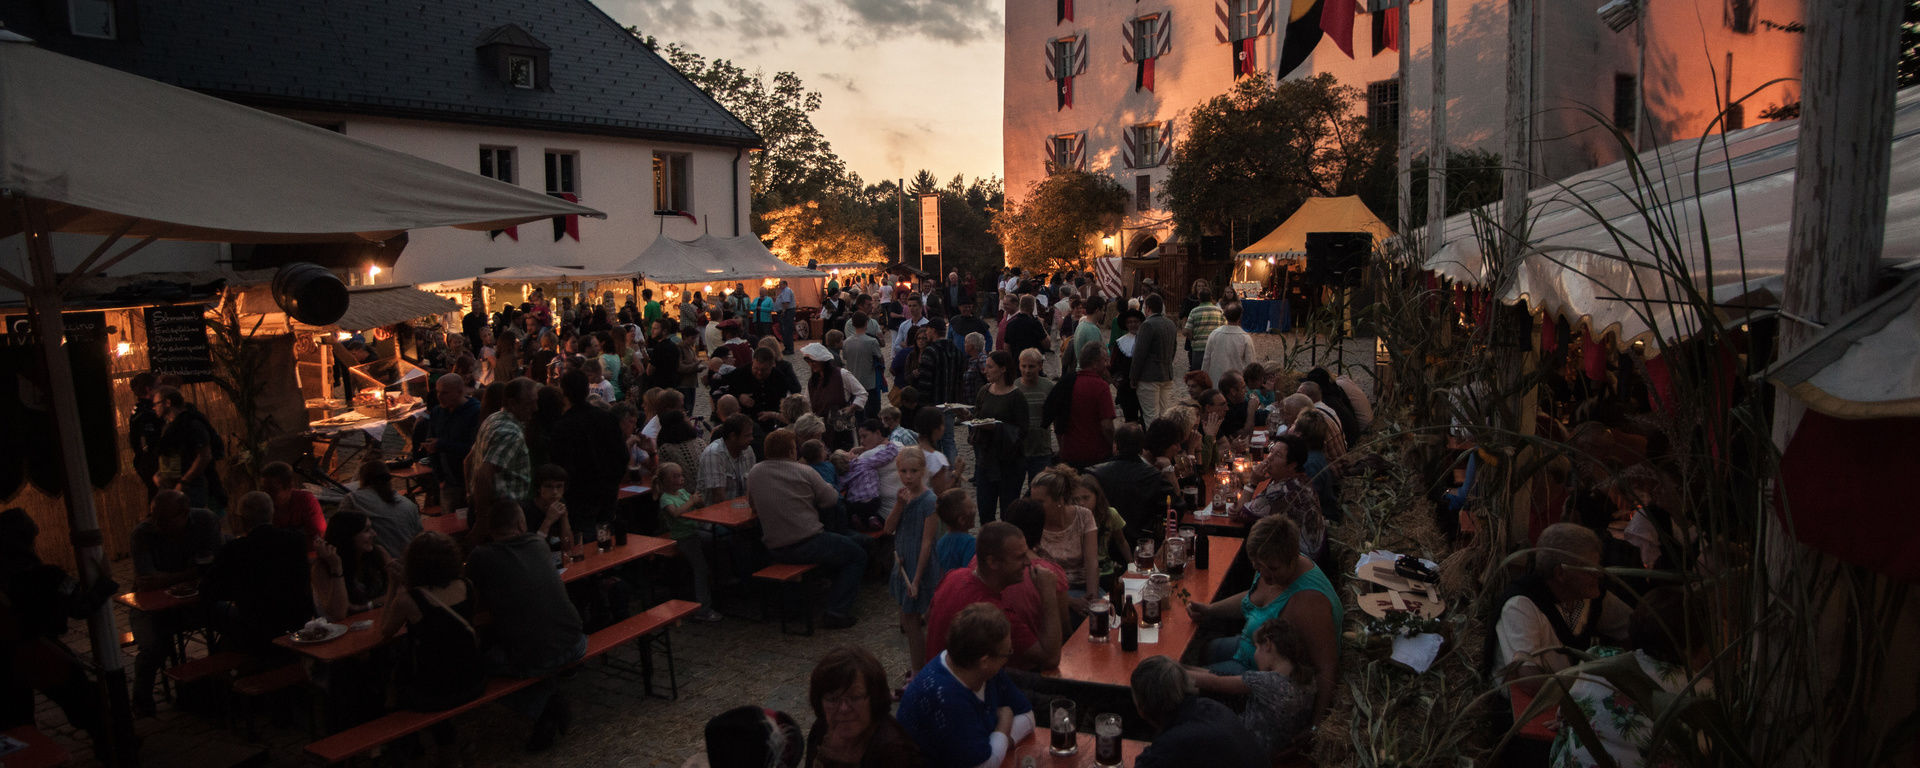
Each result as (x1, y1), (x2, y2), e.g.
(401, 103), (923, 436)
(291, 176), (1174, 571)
(1420, 86), (1920, 347)
(615, 234), (825, 284)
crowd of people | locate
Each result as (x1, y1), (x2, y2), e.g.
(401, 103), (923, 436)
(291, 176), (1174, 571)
(3, 265), (1697, 768)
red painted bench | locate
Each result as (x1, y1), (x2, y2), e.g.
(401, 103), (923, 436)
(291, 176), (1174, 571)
(752, 563), (820, 636)
(303, 599), (701, 763)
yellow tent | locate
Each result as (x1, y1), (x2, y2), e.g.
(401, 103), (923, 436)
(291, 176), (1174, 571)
(1238, 196), (1395, 259)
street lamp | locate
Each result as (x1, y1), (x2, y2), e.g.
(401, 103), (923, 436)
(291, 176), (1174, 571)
(1101, 235), (1115, 255)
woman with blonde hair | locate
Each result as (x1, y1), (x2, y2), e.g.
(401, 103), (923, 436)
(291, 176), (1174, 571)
(1187, 515), (1341, 718)
(1028, 464), (1100, 596)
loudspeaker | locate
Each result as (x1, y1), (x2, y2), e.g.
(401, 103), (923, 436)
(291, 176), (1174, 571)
(1306, 231), (1370, 287)
(272, 262), (349, 326)
(1198, 235), (1231, 263)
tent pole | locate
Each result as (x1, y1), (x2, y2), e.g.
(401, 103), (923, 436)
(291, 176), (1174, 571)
(19, 198), (137, 766)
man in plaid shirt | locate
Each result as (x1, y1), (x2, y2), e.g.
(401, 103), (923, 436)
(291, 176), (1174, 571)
(469, 377), (537, 537)
(1184, 286), (1224, 374)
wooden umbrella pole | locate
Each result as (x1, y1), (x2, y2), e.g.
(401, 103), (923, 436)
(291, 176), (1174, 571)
(19, 197), (138, 765)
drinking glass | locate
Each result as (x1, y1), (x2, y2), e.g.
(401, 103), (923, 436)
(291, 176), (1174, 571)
(1049, 699), (1078, 755)
(596, 523), (612, 553)
(1094, 714), (1123, 767)
(1087, 597), (1112, 643)
(1133, 539), (1156, 573)
(1163, 536), (1187, 580)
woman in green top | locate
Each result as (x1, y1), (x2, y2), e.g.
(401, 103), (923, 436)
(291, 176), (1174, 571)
(1071, 473), (1129, 588)
(1186, 515), (1342, 718)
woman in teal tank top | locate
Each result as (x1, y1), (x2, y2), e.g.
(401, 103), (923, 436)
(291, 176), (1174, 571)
(1184, 516), (1343, 716)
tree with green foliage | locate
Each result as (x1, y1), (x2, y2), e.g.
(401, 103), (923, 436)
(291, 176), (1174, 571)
(632, 30), (857, 225)
(1408, 149), (1505, 228)
(763, 198), (888, 267)
(992, 170), (1127, 273)
(1162, 73), (1394, 242)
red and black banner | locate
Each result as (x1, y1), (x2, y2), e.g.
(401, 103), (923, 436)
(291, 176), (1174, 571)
(1232, 37), (1257, 76)
(551, 192), (580, 242)
(1058, 76), (1074, 109)
(1371, 4), (1400, 55)
(1137, 57), (1155, 91)
(1058, 0), (1073, 23)
(1277, 0), (1324, 78)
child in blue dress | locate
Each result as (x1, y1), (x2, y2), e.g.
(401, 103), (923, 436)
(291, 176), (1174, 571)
(886, 447), (938, 671)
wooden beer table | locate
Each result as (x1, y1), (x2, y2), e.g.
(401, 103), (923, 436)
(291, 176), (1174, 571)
(1003, 729), (1147, 766)
(682, 498), (757, 528)
(1046, 536), (1242, 688)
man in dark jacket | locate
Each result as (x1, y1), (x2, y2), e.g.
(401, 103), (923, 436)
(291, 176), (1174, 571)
(1089, 422), (1180, 544)
(1130, 656), (1265, 768)
(1002, 295), (1049, 362)
(200, 492), (311, 654)
(128, 372), (165, 500)
(548, 370), (628, 532)
(419, 373), (482, 511)
(914, 317), (966, 460)
(1132, 293), (1179, 425)
(645, 317), (682, 392)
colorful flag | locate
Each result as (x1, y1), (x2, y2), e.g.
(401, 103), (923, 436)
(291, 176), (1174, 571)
(1371, 4), (1400, 55)
(1322, 0), (1357, 58)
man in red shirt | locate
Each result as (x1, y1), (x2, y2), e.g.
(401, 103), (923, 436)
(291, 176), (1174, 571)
(259, 461), (325, 542)
(1056, 343), (1116, 469)
(925, 521), (1064, 671)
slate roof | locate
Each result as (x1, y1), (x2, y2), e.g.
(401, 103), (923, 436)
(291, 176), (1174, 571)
(1, 0), (762, 147)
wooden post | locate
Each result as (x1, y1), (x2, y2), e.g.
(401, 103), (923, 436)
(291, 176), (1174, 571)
(18, 199), (137, 765)
(1500, 0), (1532, 262)
(1427, 0), (1448, 260)
(1773, 0), (1900, 446)
(1396, 0), (1414, 232)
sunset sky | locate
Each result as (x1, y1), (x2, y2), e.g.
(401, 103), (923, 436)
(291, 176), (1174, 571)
(606, 0), (1008, 186)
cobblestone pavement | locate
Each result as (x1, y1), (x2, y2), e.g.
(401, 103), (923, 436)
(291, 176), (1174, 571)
(35, 329), (1374, 767)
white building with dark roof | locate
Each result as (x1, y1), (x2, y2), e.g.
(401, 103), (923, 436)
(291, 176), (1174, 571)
(2, 0), (761, 285)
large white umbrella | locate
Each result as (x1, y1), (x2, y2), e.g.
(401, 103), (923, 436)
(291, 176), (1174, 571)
(0, 32), (601, 747)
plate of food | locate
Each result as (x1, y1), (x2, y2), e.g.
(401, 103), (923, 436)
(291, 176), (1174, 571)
(938, 403), (974, 412)
(165, 584), (199, 599)
(290, 622), (348, 645)
(962, 418), (1000, 428)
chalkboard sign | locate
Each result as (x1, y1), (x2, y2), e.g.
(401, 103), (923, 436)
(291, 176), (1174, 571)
(144, 305), (216, 383)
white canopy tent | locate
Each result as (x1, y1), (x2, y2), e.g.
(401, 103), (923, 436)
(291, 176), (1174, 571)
(416, 265), (631, 292)
(1421, 86), (1920, 348)
(614, 233), (825, 284)
(0, 31), (602, 738)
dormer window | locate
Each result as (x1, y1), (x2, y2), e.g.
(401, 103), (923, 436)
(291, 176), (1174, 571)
(477, 24), (551, 91)
(507, 55), (536, 88)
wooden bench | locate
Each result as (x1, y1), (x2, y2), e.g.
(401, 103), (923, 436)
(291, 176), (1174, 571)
(164, 651), (253, 686)
(303, 600), (701, 764)
(233, 662), (312, 739)
(752, 563), (819, 636)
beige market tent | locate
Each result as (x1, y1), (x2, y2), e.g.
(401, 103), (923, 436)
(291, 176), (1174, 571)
(0, 31), (603, 736)
(1238, 196), (1397, 259)
(615, 233), (826, 284)
(416, 265), (631, 292)
(1421, 86), (1920, 348)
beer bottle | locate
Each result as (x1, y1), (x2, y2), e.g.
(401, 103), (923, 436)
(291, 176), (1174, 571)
(1119, 595), (1138, 651)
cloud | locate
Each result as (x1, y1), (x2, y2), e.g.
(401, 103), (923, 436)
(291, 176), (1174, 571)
(832, 0), (999, 44)
(619, 0), (791, 42)
(818, 72), (862, 93)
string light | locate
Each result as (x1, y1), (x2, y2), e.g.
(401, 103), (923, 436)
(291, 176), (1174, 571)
(115, 342), (131, 357)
